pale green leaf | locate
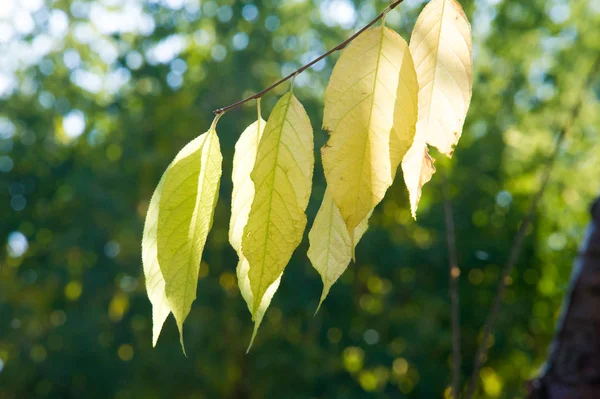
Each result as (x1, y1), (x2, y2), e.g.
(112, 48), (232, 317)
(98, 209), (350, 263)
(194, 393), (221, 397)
(308, 189), (370, 311)
(155, 124), (222, 350)
(242, 92), (314, 314)
(322, 25), (418, 234)
(236, 258), (281, 350)
(229, 117), (281, 350)
(141, 175), (171, 347)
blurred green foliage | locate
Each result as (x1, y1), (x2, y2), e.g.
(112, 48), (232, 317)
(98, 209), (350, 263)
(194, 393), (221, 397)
(1, 0), (599, 398)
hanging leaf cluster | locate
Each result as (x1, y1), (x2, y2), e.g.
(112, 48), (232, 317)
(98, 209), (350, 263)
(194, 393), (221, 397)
(142, 0), (473, 351)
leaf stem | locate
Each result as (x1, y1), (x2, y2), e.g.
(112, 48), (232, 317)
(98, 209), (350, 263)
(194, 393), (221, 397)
(213, 0), (406, 115)
(210, 112), (223, 130)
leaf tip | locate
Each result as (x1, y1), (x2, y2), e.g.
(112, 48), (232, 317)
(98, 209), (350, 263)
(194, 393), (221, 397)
(315, 285), (331, 316)
(176, 320), (188, 356)
(180, 336), (188, 357)
(246, 320), (261, 353)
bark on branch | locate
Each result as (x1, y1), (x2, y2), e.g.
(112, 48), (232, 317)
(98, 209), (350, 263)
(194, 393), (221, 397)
(527, 197), (600, 398)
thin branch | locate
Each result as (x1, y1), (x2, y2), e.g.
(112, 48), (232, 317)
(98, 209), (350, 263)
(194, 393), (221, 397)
(213, 0), (405, 115)
(464, 56), (599, 398)
(442, 170), (462, 399)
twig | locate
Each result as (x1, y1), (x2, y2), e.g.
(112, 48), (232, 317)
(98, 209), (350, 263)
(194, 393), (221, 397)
(464, 56), (598, 398)
(442, 170), (462, 399)
(213, 0), (405, 115)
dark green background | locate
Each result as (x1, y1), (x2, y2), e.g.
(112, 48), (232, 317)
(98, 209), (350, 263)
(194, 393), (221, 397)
(1, 0), (599, 397)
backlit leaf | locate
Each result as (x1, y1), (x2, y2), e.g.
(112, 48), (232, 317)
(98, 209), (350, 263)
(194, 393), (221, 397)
(410, 0), (472, 156)
(322, 25), (418, 235)
(242, 92), (314, 314)
(229, 117), (281, 350)
(401, 135), (436, 219)
(308, 189), (370, 311)
(141, 176), (171, 347)
(403, 0), (472, 218)
(154, 120), (222, 351)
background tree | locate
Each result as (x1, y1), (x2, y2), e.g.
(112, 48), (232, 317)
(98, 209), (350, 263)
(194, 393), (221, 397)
(0, 0), (599, 398)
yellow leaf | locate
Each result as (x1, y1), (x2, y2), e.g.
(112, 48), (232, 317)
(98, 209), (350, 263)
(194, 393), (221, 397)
(401, 136), (436, 219)
(154, 121), (222, 351)
(402, 0), (472, 219)
(229, 117), (281, 350)
(242, 92), (314, 314)
(322, 25), (418, 235)
(410, 0), (472, 156)
(308, 189), (370, 311)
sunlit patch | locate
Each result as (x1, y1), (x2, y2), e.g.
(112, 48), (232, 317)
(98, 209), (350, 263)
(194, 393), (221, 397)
(480, 367), (503, 397)
(62, 110), (86, 139)
(104, 241), (120, 258)
(363, 329), (379, 345)
(14, 9), (35, 35)
(7, 231), (28, 257)
(65, 281), (83, 301)
(232, 32), (249, 51)
(89, 3), (154, 35)
(548, 2), (570, 24)
(146, 34), (187, 64)
(320, 0), (357, 29)
(0, 117), (15, 139)
(30, 345), (47, 363)
(0, 0), (16, 18)
(117, 344), (134, 361)
(211, 45), (227, 62)
(63, 49), (81, 70)
(242, 4), (259, 22)
(70, 70), (103, 94)
(0, 73), (16, 98)
(216, 6), (233, 23)
(343, 346), (364, 373)
(109, 293), (129, 322)
(393, 358), (409, 376)
(265, 15), (280, 32)
(48, 9), (69, 37)
(162, 0), (185, 10)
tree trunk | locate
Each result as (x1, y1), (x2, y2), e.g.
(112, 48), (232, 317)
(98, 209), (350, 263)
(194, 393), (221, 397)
(527, 198), (600, 398)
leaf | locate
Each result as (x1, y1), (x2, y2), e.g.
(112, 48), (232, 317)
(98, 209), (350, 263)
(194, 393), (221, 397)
(308, 189), (370, 311)
(236, 258), (281, 350)
(242, 92), (314, 314)
(141, 175), (171, 347)
(229, 117), (281, 350)
(321, 25), (418, 235)
(155, 122), (222, 351)
(230, 119), (266, 255)
(401, 136), (436, 219)
(409, 0), (472, 157)
(402, 0), (472, 219)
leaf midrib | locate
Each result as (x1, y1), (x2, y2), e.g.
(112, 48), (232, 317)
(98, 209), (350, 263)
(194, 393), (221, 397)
(352, 23), (387, 233)
(253, 94), (293, 313)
